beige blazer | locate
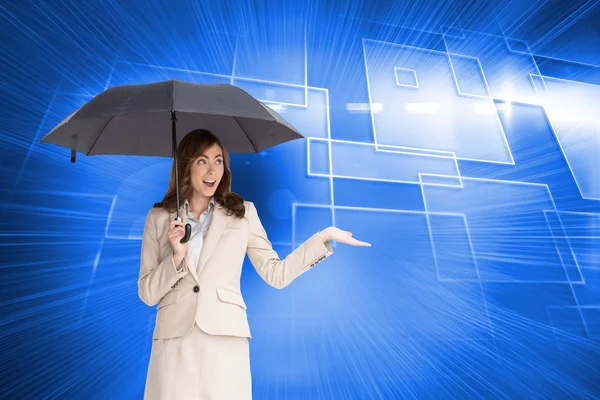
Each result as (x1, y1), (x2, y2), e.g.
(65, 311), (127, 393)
(138, 200), (333, 339)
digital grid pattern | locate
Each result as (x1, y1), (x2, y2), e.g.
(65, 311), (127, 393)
(2, 1), (600, 399)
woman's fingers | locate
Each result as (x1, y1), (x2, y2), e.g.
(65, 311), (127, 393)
(169, 220), (184, 230)
(172, 228), (184, 239)
(167, 223), (185, 244)
(343, 236), (370, 246)
(166, 219), (188, 258)
(350, 238), (371, 246)
(167, 226), (181, 235)
(168, 222), (184, 234)
(327, 227), (370, 246)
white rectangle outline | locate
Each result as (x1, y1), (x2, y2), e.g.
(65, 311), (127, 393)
(306, 137), (462, 186)
(362, 37), (515, 166)
(394, 67), (419, 88)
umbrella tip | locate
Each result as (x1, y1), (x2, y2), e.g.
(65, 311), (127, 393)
(70, 149), (76, 163)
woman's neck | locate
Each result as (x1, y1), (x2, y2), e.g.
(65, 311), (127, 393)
(188, 194), (211, 217)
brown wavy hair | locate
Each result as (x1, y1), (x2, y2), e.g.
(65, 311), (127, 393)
(153, 129), (245, 219)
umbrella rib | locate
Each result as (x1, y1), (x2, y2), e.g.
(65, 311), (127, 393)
(87, 116), (115, 155)
(232, 116), (257, 152)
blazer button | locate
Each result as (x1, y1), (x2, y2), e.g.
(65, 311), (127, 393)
(193, 285), (200, 293)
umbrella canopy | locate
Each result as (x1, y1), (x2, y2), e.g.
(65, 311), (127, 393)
(40, 80), (303, 158)
(40, 80), (304, 243)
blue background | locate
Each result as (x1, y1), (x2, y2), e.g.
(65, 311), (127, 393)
(2, 0), (600, 399)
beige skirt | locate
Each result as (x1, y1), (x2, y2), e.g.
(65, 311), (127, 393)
(144, 323), (252, 400)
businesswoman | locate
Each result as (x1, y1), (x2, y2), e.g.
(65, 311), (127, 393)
(138, 129), (371, 399)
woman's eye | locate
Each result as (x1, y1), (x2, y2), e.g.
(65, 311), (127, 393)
(197, 159), (222, 165)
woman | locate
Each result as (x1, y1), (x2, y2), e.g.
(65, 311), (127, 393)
(138, 129), (371, 399)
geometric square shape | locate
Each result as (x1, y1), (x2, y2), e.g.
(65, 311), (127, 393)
(394, 67), (418, 88)
(422, 178), (568, 283)
(542, 77), (600, 200)
(449, 54), (490, 98)
(428, 213), (479, 281)
(364, 39), (512, 163)
(443, 30), (543, 106)
(307, 138), (330, 175)
(330, 141), (460, 184)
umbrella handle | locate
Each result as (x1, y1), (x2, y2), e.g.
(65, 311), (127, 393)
(180, 223), (192, 244)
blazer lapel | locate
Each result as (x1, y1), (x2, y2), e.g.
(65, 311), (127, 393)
(196, 203), (228, 275)
(168, 202), (230, 282)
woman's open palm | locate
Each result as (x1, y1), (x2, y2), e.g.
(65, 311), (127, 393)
(322, 227), (371, 247)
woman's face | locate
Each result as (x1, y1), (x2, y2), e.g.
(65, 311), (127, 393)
(190, 143), (225, 198)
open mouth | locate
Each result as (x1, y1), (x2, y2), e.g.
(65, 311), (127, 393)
(203, 180), (216, 188)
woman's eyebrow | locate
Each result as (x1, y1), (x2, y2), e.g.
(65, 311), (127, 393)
(199, 154), (223, 159)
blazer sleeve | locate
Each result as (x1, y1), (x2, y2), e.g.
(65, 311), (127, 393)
(138, 208), (188, 306)
(246, 201), (334, 289)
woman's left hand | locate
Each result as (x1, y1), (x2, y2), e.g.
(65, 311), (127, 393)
(320, 227), (371, 247)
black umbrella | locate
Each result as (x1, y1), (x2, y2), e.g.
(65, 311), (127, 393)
(41, 80), (304, 243)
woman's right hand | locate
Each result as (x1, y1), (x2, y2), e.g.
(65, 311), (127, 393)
(167, 219), (188, 259)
